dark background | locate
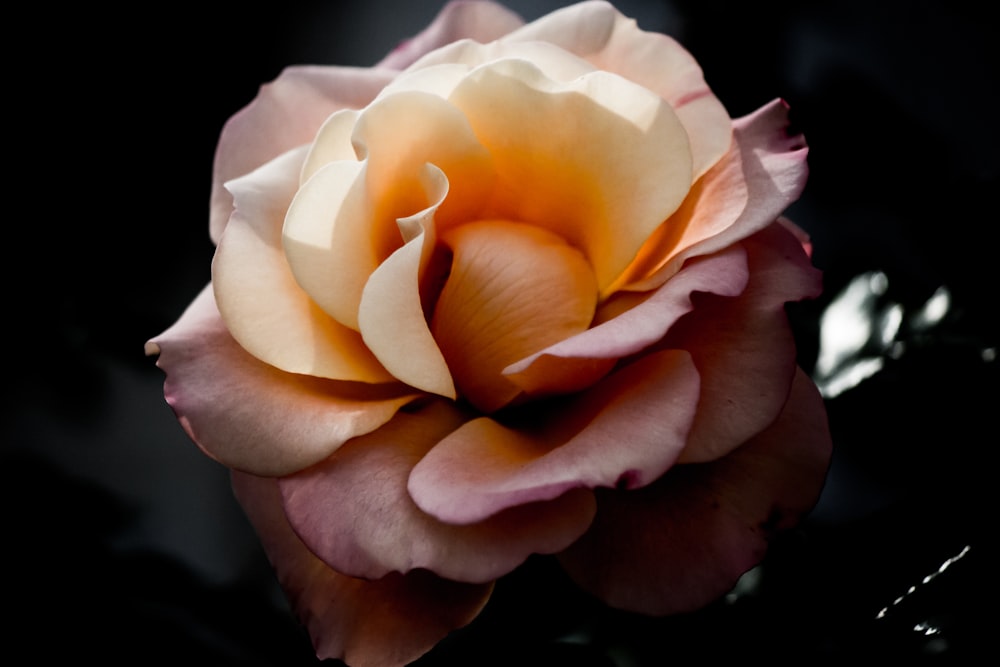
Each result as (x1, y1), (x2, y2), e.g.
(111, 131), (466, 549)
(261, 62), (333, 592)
(6, 1), (996, 664)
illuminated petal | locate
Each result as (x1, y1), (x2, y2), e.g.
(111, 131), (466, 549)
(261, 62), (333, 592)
(448, 58), (693, 293)
(232, 472), (493, 667)
(505, 244), (748, 396)
(431, 221), (598, 412)
(145, 286), (416, 476)
(408, 350), (699, 524)
(504, 0), (731, 179)
(670, 222), (823, 463)
(213, 147), (393, 382)
(210, 66), (394, 243)
(557, 367), (832, 615)
(623, 98), (808, 291)
(279, 399), (596, 584)
(375, 0), (524, 71)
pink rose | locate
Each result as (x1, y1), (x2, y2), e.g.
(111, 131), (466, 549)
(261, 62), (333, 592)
(146, 2), (832, 665)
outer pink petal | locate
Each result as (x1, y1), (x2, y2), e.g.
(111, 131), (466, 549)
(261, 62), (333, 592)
(210, 66), (395, 243)
(145, 285), (417, 476)
(408, 350), (700, 524)
(232, 472), (493, 667)
(376, 0), (525, 71)
(279, 399), (596, 584)
(557, 367), (832, 615)
(671, 221), (823, 463)
(505, 244), (748, 396)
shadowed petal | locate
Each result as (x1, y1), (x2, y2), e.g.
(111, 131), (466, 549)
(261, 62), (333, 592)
(672, 222), (823, 462)
(145, 285), (417, 476)
(557, 367), (832, 615)
(279, 399), (596, 583)
(408, 350), (699, 524)
(211, 66), (395, 243)
(232, 472), (494, 667)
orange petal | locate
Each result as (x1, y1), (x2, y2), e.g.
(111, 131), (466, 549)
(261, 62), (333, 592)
(431, 220), (598, 412)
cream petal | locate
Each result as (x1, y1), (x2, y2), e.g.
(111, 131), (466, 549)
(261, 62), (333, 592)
(431, 220), (598, 412)
(503, 0), (731, 179)
(448, 57), (693, 294)
(210, 66), (394, 244)
(279, 399), (597, 584)
(213, 147), (393, 382)
(232, 472), (494, 667)
(408, 350), (699, 525)
(146, 285), (416, 476)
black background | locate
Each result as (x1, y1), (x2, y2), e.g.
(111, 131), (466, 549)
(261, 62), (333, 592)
(6, 1), (996, 664)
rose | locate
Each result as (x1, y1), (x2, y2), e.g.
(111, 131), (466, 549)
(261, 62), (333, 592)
(146, 1), (832, 665)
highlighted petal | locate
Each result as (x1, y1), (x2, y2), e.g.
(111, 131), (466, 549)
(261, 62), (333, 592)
(408, 350), (699, 524)
(557, 367), (832, 615)
(213, 147), (393, 382)
(279, 399), (597, 584)
(145, 285), (417, 476)
(232, 472), (493, 667)
(448, 58), (693, 293)
(211, 66), (394, 243)
(432, 221), (598, 412)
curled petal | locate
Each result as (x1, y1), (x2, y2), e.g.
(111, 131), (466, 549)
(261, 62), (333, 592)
(557, 367), (832, 615)
(232, 472), (493, 667)
(211, 66), (395, 243)
(432, 220), (598, 412)
(505, 244), (748, 396)
(145, 286), (417, 476)
(213, 147), (393, 382)
(504, 0), (731, 179)
(376, 0), (524, 71)
(448, 57), (693, 293)
(408, 350), (699, 524)
(673, 221), (823, 463)
(279, 399), (596, 583)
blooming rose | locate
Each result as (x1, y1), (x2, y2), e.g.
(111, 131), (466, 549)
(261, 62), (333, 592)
(146, 2), (832, 665)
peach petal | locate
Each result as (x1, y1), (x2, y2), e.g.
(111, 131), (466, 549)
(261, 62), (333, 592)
(212, 147), (393, 382)
(431, 220), (598, 412)
(375, 0), (525, 71)
(447, 58), (693, 293)
(210, 66), (395, 243)
(505, 244), (748, 396)
(503, 0), (731, 179)
(279, 399), (597, 584)
(145, 285), (417, 476)
(408, 350), (699, 524)
(556, 367), (832, 615)
(231, 472), (494, 667)
(626, 98), (809, 291)
(671, 222), (823, 463)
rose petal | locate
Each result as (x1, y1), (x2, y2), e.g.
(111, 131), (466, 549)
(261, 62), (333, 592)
(212, 147), (393, 382)
(503, 0), (731, 179)
(505, 244), (748, 396)
(408, 350), (699, 524)
(375, 0), (525, 71)
(210, 66), (395, 243)
(672, 221), (823, 462)
(624, 98), (809, 291)
(145, 285), (417, 476)
(279, 399), (597, 583)
(557, 367), (832, 615)
(284, 90), (495, 331)
(231, 472), (493, 667)
(431, 220), (598, 412)
(447, 57), (693, 293)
